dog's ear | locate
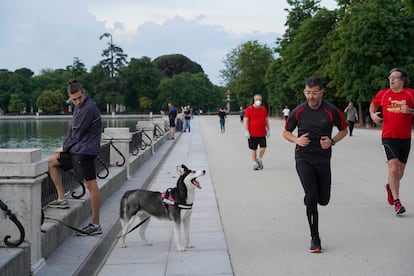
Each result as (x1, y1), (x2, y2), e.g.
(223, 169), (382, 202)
(177, 165), (186, 175)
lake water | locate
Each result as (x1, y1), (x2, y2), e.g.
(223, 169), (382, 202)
(0, 117), (142, 159)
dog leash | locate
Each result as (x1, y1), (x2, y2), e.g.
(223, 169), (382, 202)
(44, 216), (150, 239)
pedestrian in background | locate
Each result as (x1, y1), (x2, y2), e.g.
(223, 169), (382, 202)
(344, 102), (358, 136)
(244, 94), (270, 170)
(370, 67), (414, 216)
(283, 76), (348, 253)
(218, 107), (227, 133)
(239, 106), (244, 122)
(183, 105), (191, 132)
(282, 105), (290, 121)
(167, 102), (178, 139)
(47, 79), (103, 236)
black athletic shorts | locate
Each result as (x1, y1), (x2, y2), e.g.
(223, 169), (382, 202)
(382, 138), (411, 164)
(169, 118), (176, 127)
(58, 152), (97, 181)
(248, 136), (267, 150)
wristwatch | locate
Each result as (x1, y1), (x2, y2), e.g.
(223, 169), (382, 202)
(330, 138), (336, 146)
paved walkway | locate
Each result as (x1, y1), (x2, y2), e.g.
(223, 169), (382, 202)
(88, 115), (414, 275)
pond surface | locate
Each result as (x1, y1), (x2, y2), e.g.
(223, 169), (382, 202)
(0, 117), (141, 159)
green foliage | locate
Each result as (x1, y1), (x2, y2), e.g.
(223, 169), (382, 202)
(8, 93), (26, 113)
(153, 54), (204, 78)
(139, 96), (152, 111)
(328, 0), (414, 103)
(120, 57), (162, 112)
(157, 72), (221, 112)
(36, 90), (64, 113)
(232, 40), (274, 106)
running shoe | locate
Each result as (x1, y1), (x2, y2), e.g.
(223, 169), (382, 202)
(49, 199), (69, 209)
(253, 162), (259, 170)
(256, 159), (263, 170)
(309, 236), (322, 253)
(394, 200), (406, 215)
(76, 223), (103, 236)
(385, 183), (394, 205)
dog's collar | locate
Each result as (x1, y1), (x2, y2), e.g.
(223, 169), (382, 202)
(161, 189), (193, 210)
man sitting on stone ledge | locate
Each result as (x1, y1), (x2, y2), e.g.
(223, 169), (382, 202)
(47, 79), (103, 236)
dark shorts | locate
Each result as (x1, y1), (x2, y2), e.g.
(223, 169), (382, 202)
(248, 137), (267, 150)
(58, 152), (97, 181)
(169, 118), (176, 127)
(382, 138), (411, 163)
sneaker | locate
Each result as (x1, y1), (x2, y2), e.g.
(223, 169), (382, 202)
(253, 162), (259, 170)
(394, 200), (406, 215)
(49, 199), (69, 209)
(385, 184), (394, 205)
(257, 159), (263, 170)
(309, 236), (322, 253)
(76, 223), (103, 236)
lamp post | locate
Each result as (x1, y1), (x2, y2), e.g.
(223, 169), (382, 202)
(99, 32), (115, 116)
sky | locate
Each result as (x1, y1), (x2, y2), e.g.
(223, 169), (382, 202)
(0, 0), (337, 85)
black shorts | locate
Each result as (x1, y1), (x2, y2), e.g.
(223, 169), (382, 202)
(169, 118), (176, 127)
(58, 152), (97, 181)
(248, 137), (267, 150)
(382, 138), (411, 163)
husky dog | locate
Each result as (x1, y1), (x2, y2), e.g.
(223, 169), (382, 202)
(119, 164), (205, 251)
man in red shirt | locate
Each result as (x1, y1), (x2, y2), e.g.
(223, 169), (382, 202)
(244, 94), (270, 170)
(370, 68), (414, 215)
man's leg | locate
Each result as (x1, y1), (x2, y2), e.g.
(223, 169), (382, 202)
(47, 155), (65, 200)
(387, 159), (405, 200)
(85, 179), (101, 225)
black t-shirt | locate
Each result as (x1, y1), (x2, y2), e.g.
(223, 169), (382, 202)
(285, 100), (347, 162)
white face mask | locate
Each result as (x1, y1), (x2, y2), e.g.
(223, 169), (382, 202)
(254, 100), (262, 107)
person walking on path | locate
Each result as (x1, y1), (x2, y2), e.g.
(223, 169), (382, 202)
(47, 79), (103, 236)
(183, 105), (191, 132)
(167, 102), (178, 139)
(244, 94), (270, 170)
(370, 67), (414, 216)
(344, 102), (358, 136)
(283, 76), (348, 253)
(218, 107), (227, 133)
(282, 105), (290, 121)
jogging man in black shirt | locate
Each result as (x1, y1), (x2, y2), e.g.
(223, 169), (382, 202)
(283, 76), (348, 253)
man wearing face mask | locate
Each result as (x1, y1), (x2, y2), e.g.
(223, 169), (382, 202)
(244, 94), (270, 170)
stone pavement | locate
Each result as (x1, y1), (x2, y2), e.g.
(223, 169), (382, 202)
(43, 115), (414, 275)
(99, 115), (414, 276)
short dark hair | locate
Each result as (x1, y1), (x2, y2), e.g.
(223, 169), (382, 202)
(67, 79), (84, 94)
(389, 68), (409, 87)
(305, 76), (324, 90)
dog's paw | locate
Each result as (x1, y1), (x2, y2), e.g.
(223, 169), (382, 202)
(176, 246), (186, 251)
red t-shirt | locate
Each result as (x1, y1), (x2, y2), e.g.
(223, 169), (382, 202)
(244, 105), (268, 137)
(371, 88), (414, 138)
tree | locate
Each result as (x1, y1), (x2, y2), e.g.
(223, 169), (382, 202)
(8, 93), (26, 113)
(99, 32), (128, 113)
(153, 54), (204, 78)
(231, 41), (274, 108)
(157, 72), (220, 112)
(66, 57), (87, 79)
(37, 90), (64, 113)
(120, 57), (162, 112)
(278, 8), (338, 103)
(328, 0), (414, 109)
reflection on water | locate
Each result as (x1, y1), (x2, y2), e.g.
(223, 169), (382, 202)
(0, 118), (139, 159)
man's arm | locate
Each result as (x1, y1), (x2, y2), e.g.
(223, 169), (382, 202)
(369, 102), (383, 124)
